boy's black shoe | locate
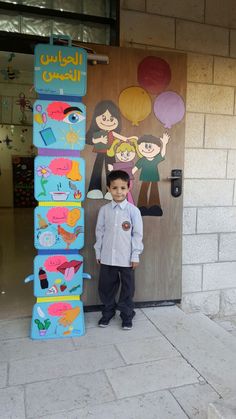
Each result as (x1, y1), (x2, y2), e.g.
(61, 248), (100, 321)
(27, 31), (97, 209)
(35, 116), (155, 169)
(121, 311), (136, 330)
(98, 313), (115, 328)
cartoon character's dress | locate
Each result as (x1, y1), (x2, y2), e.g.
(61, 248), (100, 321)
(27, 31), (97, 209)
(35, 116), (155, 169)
(87, 130), (115, 198)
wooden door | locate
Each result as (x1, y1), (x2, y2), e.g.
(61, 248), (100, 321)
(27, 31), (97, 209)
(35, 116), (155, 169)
(81, 45), (186, 306)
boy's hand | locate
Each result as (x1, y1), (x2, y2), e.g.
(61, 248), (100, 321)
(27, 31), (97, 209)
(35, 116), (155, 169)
(131, 262), (139, 269)
(96, 259), (101, 264)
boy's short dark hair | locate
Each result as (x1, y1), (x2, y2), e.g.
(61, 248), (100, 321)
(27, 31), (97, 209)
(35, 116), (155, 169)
(137, 134), (162, 148)
(107, 170), (130, 187)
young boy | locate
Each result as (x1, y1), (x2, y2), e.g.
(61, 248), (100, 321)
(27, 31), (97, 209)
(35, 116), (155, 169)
(94, 170), (143, 330)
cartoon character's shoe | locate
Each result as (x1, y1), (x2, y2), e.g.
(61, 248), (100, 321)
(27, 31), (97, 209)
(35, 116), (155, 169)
(104, 192), (112, 200)
(87, 189), (103, 199)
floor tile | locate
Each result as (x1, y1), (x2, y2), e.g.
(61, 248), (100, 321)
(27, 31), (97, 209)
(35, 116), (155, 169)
(73, 319), (160, 348)
(25, 371), (114, 418)
(36, 390), (189, 419)
(0, 386), (26, 418)
(116, 335), (179, 364)
(9, 345), (124, 385)
(106, 356), (200, 399)
(143, 306), (236, 398)
(0, 336), (75, 362)
(0, 318), (30, 339)
(0, 362), (7, 388)
(171, 383), (220, 419)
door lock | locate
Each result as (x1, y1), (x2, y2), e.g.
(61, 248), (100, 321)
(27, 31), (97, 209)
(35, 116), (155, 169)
(168, 169), (182, 197)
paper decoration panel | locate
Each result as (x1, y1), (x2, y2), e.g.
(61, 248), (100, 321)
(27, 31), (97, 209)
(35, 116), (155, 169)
(34, 254), (83, 297)
(34, 205), (84, 250)
(33, 99), (86, 150)
(34, 44), (87, 96)
(34, 156), (85, 202)
(31, 300), (84, 339)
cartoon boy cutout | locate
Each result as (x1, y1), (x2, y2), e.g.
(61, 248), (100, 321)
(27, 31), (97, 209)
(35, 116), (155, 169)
(132, 132), (170, 216)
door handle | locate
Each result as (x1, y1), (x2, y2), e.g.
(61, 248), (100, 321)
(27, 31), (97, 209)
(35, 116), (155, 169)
(168, 169), (182, 197)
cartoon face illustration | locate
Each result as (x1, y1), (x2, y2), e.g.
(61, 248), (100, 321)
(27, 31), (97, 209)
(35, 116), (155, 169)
(95, 110), (119, 131)
(138, 142), (161, 158)
(116, 149), (136, 162)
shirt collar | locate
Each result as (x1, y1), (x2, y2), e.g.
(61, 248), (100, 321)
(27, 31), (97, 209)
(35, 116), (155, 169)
(112, 199), (128, 210)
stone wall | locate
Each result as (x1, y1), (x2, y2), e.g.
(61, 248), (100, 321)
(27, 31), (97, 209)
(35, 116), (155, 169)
(120, 0), (236, 316)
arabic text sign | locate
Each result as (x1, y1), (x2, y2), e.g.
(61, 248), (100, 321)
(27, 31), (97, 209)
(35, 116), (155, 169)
(34, 44), (87, 96)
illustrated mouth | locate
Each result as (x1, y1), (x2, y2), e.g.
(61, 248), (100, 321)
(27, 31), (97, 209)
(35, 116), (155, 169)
(141, 149), (153, 154)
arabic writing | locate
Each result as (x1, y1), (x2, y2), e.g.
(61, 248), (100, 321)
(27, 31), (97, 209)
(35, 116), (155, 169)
(40, 51), (83, 67)
(42, 69), (81, 83)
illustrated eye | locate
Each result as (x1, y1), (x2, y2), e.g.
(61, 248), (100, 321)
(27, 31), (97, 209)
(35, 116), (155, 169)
(63, 111), (84, 124)
(110, 117), (114, 122)
(102, 115), (106, 121)
(145, 144), (149, 149)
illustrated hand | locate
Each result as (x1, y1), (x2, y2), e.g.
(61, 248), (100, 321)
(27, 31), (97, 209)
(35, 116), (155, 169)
(131, 262), (139, 269)
(100, 135), (108, 144)
(161, 132), (170, 145)
(108, 164), (113, 172)
(58, 306), (80, 326)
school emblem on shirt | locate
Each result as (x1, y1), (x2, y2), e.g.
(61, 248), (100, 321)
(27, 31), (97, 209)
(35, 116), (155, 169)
(122, 221), (131, 231)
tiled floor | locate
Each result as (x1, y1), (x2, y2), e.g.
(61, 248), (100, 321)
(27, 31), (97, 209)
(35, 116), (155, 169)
(1, 209), (236, 418)
(2, 307), (236, 418)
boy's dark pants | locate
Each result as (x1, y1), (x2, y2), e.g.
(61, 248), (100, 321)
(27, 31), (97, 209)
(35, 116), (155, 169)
(98, 264), (135, 321)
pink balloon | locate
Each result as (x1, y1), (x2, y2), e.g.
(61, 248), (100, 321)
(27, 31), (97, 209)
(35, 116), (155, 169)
(138, 56), (171, 95)
(42, 112), (47, 123)
(154, 91), (185, 129)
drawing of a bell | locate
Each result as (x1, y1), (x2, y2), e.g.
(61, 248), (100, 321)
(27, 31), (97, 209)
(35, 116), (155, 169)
(66, 160), (82, 181)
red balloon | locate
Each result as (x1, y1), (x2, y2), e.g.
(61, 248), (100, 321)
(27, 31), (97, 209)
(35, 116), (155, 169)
(137, 56), (171, 95)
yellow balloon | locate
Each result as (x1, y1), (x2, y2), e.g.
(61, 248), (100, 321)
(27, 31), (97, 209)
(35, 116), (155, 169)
(119, 87), (151, 126)
(34, 113), (43, 124)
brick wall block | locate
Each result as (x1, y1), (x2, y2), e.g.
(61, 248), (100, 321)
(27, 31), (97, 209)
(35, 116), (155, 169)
(184, 180), (234, 207)
(185, 113), (204, 148)
(184, 149), (227, 178)
(182, 264), (202, 293)
(181, 291), (220, 315)
(183, 234), (218, 264)
(176, 20), (229, 56)
(187, 53), (213, 83)
(205, 115), (236, 148)
(187, 83), (234, 114)
(220, 289), (236, 315)
(219, 233), (236, 261)
(203, 262), (236, 290)
(198, 207), (236, 233)
(147, 0), (204, 22)
(183, 207), (197, 234)
(120, 10), (175, 48)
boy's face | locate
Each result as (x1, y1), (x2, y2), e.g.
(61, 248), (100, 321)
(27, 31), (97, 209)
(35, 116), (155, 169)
(107, 178), (129, 203)
(138, 142), (160, 158)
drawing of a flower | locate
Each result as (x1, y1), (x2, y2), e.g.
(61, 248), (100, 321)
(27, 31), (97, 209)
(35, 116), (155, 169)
(37, 166), (51, 197)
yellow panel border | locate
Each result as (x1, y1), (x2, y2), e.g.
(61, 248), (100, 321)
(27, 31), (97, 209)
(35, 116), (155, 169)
(39, 202), (82, 207)
(37, 296), (80, 303)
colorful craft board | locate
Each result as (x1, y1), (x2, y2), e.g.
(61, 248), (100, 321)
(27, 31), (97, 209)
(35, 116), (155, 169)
(34, 156), (85, 202)
(33, 99), (86, 150)
(34, 205), (84, 250)
(34, 43), (87, 96)
(31, 299), (84, 339)
(27, 36), (89, 340)
(34, 254), (83, 297)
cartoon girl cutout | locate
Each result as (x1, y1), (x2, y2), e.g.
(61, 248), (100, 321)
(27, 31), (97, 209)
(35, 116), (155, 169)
(107, 138), (140, 205)
(86, 100), (134, 200)
(132, 132), (170, 216)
